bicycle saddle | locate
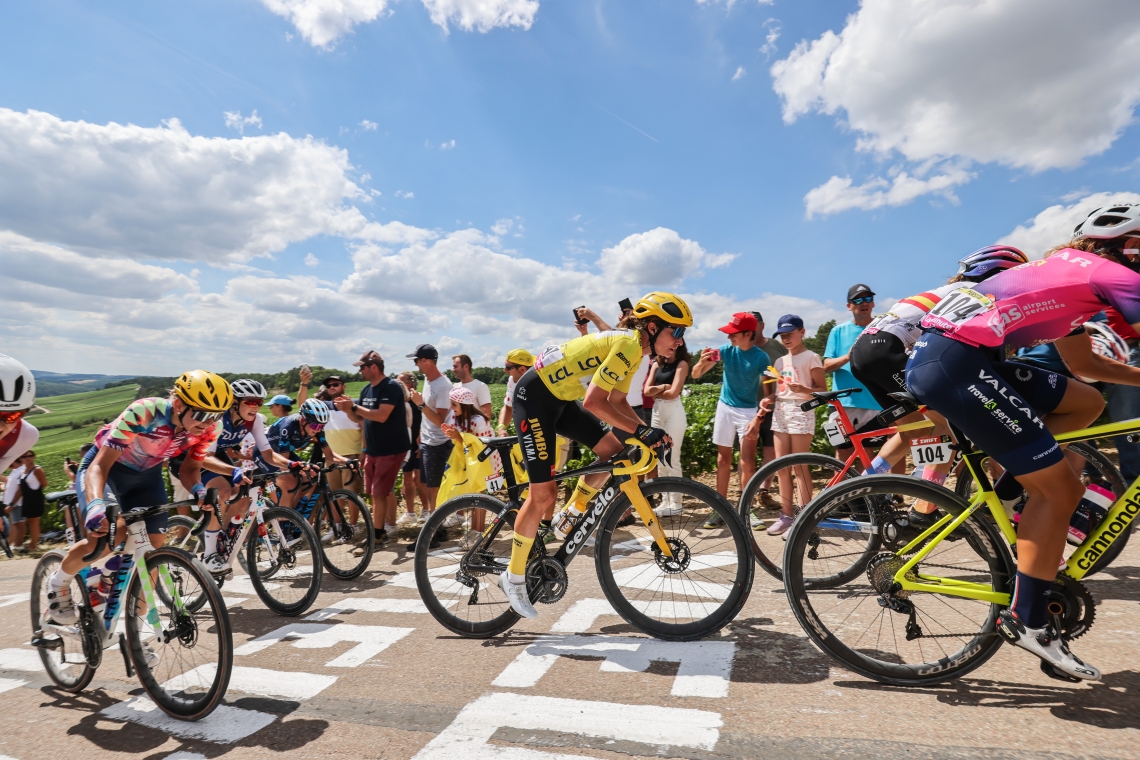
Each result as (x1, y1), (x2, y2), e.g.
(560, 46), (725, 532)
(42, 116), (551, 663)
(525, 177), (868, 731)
(888, 391), (919, 405)
(478, 435), (519, 450)
(809, 388), (863, 401)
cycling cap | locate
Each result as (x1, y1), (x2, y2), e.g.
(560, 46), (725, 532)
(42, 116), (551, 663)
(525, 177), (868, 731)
(1084, 322), (1130, 364)
(632, 292), (693, 326)
(505, 348), (535, 367)
(0, 354), (35, 412)
(1073, 204), (1140, 240)
(230, 379), (267, 400)
(449, 386), (478, 405)
(174, 370), (233, 412)
(956, 245), (1028, 279)
(299, 398), (330, 424)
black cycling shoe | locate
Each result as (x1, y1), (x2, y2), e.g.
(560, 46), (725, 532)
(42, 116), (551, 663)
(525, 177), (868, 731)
(893, 508), (962, 545)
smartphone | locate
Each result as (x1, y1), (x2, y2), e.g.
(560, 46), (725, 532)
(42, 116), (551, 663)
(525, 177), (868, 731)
(573, 306), (588, 326)
(618, 297), (633, 313)
(707, 348), (721, 362)
(301, 364), (310, 374)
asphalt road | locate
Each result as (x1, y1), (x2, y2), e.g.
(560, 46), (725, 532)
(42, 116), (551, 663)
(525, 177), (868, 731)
(1, 529), (1138, 760)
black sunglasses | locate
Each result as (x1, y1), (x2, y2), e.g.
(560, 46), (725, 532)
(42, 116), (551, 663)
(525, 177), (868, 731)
(849, 296), (874, 305)
(504, 364), (523, 371)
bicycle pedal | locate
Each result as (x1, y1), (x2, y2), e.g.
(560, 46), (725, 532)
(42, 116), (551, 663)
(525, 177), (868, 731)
(1039, 659), (1080, 683)
(30, 633), (61, 650)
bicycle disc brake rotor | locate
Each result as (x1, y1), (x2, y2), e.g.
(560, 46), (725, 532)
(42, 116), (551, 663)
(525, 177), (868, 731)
(867, 552), (913, 599)
(1049, 575), (1095, 641)
(654, 537), (691, 574)
(527, 558), (568, 604)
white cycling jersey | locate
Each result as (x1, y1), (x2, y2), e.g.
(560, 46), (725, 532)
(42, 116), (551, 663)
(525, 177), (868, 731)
(0, 420), (39, 472)
(862, 283), (961, 351)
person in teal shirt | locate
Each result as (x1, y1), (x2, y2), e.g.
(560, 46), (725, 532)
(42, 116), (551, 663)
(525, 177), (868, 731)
(824, 284), (884, 460)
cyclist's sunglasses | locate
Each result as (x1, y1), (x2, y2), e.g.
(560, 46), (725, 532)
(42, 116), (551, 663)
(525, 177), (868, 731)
(187, 408), (225, 423)
(668, 325), (687, 339)
(849, 296), (874, 305)
(305, 422), (326, 432)
(0, 409), (25, 425)
(240, 398), (264, 408)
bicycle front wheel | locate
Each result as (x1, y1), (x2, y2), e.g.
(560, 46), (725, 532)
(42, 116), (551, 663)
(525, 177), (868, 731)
(31, 550), (95, 692)
(245, 507), (323, 616)
(315, 490), (374, 580)
(738, 452), (855, 580)
(126, 548), (233, 720)
(414, 494), (520, 638)
(596, 477), (753, 641)
(784, 475), (1013, 686)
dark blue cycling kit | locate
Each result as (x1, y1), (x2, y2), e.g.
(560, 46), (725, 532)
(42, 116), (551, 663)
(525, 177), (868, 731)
(255, 414), (328, 472)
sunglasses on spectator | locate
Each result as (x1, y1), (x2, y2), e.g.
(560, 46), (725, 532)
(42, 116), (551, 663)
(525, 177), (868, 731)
(187, 408), (225, 423)
(849, 296), (874, 305)
(504, 364), (523, 371)
(0, 410), (25, 424)
(326, 381), (344, 387)
(240, 399), (263, 408)
(21, 452), (35, 459)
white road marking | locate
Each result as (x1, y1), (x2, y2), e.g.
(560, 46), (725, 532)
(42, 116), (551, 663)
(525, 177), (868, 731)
(234, 623), (414, 667)
(220, 576), (279, 596)
(0, 677), (27, 694)
(0, 593), (30, 608)
(162, 753), (207, 760)
(0, 648), (44, 672)
(492, 634), (735, 698)
(221, 596), (250, 607)
(304, 597), (444, 620)
(551, 597), (725, 632)
(412, 692), (722, 759)
(164, 665), (337, 701)
(101, 697), (275, 743)
(390, 564), (497, 598)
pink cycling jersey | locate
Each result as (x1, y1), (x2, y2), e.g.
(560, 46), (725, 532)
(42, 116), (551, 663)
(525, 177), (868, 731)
(920, 250), (1140, 353)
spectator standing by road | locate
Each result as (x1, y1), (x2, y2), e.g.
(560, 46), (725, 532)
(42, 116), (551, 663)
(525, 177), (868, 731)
(452, 354), (493, 419)
(407, 344), (454, 520)
(497, 349), (534, 436)
(396, 372), (430, 526)
(268, 394), (294, 419)
(317, 375), (363, 494)
(644, 344), (691, 517)
(691, 312), (771, 526)
(762, 314), (826, 536)
(337, 351), (411, 544)
(3, 450), (46, 553)
(824, 285), (885, 463)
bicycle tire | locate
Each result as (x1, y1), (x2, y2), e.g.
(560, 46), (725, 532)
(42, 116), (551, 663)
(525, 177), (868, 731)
(738, 452), (856, 580)
(126, 548), (233, 720)
(954, 441), (1128, 576)
(315, 489), (374, 580)
(31, 550), (96, 692)
(784, 474), (1013, 686)
(414, 494), (520, 638)
(596, 477), (754, 641)
(245, 507), (323, 616)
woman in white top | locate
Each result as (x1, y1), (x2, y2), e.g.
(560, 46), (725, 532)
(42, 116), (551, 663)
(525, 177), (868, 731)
(759, 314), (826, 536)
(3, 450), (47, 552)
(442, 387), (503, 533)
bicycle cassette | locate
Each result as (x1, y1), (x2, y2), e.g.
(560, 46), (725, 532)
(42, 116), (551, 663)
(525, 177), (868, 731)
(1050, 575), (1095, 641)
(527, 557), (568, 605)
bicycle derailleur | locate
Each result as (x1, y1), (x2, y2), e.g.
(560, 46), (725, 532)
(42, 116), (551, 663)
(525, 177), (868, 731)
(867, 552), (923, 641)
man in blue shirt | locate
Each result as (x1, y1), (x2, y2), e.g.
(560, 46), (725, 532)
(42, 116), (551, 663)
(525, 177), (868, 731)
(824, 284), (884, 460)
(692, 312), (771, 525)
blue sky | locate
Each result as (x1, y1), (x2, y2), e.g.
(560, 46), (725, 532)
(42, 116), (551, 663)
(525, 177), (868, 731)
(2, 0), (1139, 376)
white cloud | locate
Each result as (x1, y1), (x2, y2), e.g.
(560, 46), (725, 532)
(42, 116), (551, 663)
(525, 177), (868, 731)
(998, 192), (1140, 259)
(804, 165), (974, 219)
(420, 0), (538, 33)
(759, 18), (780, 60)
(490, 218), (513, 236)
(223, 110), (263, 134)
(360, 119), (378, 131)
(0, 108), (414, 264)
(597, 228), (737, 286)
(731, 66), (746, 82)
(439, 139), (456, 150)
(772, 0), (1140, 173)
(395, 190), (414, 199)
(304, 252), (320, 266)
(259, 0), (391, 49)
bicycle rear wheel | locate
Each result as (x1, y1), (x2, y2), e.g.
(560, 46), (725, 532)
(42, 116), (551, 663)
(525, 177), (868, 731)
(315, 490), (374, 580)
(245, 507), (322, 616)
(785, 475), (1013, 686)
(738, 452), (856, 580)
(414, 495), (520, 638)
(127, 548), (232, 720)
(596, 478), (753, 641)
(31, 550), (95, 692)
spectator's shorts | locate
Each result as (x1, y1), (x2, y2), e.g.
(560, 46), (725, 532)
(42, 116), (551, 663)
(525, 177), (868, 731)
(772, 399), (816, 436)
(511, 369), (607, 484)
(907, 331), (1067, 476)
(420, 442), (455, 489)
(759, 406), (774, 448)
(850, 331), (910, 410)
(712, 401), (757, 448)
(402, 448), (421, 474)
(5, 501), (23, 524)
(77, 450), (169, 535)
(363, 453), (406, 497)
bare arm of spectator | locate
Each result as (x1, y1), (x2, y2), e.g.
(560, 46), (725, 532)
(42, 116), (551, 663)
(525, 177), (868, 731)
(654, 360), (689, 401)
(335, 395), (395, 423)
(296, 366), (312, 406)
(690, 348), (719, 380)
(580, 307), (612, 332)
(409, 389), (448, 427)
(497, 402), (512, 433)
(822, 355), (849, 374)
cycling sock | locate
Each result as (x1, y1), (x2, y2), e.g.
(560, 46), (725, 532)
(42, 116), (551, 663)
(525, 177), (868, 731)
(568, 481), (600, 511)
(921, 468), (948, 486)
(507, 531), (534, 582)
(864, 456), (892, 475)
(994, 471), (1024, 503)
(1011, 571), (1053, 629)
(49, 567), (75, 591)
(204, 529), (220, 556)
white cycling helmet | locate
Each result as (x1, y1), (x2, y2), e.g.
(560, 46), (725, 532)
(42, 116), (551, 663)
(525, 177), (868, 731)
(1073, 204), (1140, 240)
(299, 398), (330, 425)
(230, 379), (267, 400)
(0, 354), (36, 412)
(1084, 322), (1130, 364)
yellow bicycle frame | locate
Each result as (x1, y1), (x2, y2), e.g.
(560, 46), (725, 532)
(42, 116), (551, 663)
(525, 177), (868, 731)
(613, 439), (675, 559)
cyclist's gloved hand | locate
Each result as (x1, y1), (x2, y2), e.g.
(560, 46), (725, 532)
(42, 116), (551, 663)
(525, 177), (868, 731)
(288, 460), (305, 472)
(85, 497), (108, 533)
(634, 424), (670, 448)
(230, 467), (246, 486)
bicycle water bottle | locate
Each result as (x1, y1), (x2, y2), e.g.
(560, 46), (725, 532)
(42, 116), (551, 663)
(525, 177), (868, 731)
(552, 504), (585, 541)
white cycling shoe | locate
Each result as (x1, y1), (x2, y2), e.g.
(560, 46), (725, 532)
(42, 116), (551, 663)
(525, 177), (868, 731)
(997, 610), (1100, 681)
(498, 573), (538, 619)
(203, 553), (229, 574)
(47, 586), (79, 626)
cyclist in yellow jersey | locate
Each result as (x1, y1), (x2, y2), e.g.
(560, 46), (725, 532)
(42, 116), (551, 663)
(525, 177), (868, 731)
(500, 292), (692, 619)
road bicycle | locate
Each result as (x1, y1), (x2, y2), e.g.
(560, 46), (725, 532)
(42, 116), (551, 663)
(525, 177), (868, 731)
(45, 489), (84, 548)
(290, 462), (374, 579)
(30, 499), (232, 720)
(166, 472), (322, 616)
(738, 388), (1122, 579)
(781, 403), (1140, 685)
(415, 436), (753, 641)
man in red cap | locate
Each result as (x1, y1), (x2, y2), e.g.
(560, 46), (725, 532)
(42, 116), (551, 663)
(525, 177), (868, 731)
(692, 311), (774, 526)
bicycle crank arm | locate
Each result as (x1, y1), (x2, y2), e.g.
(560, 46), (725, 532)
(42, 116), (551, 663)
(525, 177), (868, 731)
(618, 479), (674, 558)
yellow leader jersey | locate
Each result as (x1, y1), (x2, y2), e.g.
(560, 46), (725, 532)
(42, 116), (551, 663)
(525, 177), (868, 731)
(534, 330), (644, 401)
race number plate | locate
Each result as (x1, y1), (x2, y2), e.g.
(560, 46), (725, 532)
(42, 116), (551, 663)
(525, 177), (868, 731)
(823, 421), (848, 447)
(910, 435), (953, 466)
(920, 287), (994, 332)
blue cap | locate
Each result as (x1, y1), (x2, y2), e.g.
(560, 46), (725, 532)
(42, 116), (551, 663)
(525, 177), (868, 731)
(773, 314), (804, 335)
(269, 394), (293, 407)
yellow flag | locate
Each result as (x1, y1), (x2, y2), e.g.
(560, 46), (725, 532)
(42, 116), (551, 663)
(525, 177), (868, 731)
(438, 433), (495, 505)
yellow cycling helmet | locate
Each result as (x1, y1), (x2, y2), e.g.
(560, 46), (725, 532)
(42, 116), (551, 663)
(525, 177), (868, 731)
(632, 291), (693, 327)
(173, 370), (233, 412)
